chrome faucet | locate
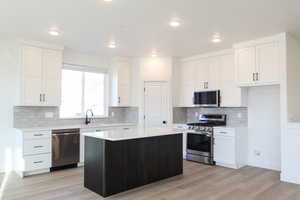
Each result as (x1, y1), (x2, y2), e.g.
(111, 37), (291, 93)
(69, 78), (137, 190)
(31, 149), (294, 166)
(85, 109), (94, 125)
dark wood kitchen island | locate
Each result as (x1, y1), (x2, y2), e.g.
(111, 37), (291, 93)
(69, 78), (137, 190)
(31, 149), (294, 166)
(83, 128), (183, 197)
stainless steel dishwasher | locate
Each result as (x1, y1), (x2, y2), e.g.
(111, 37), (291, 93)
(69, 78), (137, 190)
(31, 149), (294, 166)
(51, 129), (80, 170)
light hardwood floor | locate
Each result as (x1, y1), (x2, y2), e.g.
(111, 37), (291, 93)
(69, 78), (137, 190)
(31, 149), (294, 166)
(1, 161), (300, 200)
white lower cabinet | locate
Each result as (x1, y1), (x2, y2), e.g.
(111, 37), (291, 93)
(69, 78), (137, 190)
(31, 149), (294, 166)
(172, 124), (188, 159)
(15, 130), (51, 177)
(213, 127), (248, 169)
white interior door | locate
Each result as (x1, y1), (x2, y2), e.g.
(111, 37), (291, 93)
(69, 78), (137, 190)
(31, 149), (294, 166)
(144, 82), (169, 128)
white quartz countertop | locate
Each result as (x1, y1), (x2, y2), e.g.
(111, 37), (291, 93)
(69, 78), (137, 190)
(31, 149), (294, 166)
(15, 123), (137, 132)
(83, 127), (184, 141)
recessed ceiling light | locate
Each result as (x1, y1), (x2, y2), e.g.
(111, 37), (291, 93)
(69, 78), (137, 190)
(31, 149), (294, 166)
(169, 20), (181, 27)
(107, 41), (117, 48)
(211, 33), (222, 43)
(48, 28), (60, 36)
(104, 0), (112, 2)
(151, 52), (157, 57)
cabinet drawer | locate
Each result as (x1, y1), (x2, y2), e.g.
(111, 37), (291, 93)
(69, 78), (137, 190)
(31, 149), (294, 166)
(23, 139), (51, 156)
(214, 128), (235, 137)
(23, 131), (51, 140)
(24, 154), (51, 171)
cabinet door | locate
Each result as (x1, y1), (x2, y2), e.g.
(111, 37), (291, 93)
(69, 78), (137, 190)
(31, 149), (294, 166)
(256, 42), (280, 85)
(80, 133), (85, 164)
(235, 47), (256, 86)
(180, 83), (194, 107)
(42, 49), (62, 106)
(194, 59), (209, 91)
(179, 61), (195, 106)
(207, 57), (220, 90)
(214, 136), (236, 165)
(22, 46), (43, 105)
(219, 54), (244, 107)
(117, 61), (131, 106)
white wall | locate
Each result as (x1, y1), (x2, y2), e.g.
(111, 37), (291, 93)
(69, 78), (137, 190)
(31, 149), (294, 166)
(63, 49), (109, 69)
(280, 34), (300, 184)
(0, 39), (19, 173)
(286, 35), (300, 123)
(248, 85), (281, 171)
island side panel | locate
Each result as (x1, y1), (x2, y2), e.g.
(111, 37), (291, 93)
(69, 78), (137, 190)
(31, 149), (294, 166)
(84, 136), (105, 196)
(104, 134), (183, 196)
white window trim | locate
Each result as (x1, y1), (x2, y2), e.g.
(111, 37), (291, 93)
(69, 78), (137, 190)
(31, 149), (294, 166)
(60, 64), (109, 119)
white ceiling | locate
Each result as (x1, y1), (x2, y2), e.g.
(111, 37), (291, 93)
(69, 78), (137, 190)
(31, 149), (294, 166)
(1, 0), (300, 57)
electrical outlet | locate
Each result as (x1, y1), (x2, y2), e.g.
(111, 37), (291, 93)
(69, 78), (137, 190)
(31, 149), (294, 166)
(254, 150), (261, 156)
(111, 112), (115, 117)
(237, 113), (242, 119)
(45, 112), (54, 119)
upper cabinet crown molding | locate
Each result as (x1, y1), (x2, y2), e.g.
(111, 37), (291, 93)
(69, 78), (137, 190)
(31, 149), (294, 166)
(19, 40), (64, 51)
(181, 49), (234, 62)
(233, 32), (286, 49)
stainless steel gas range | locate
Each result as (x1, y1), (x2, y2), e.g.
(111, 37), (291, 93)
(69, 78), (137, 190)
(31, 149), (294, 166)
(186, 114), (227, 165)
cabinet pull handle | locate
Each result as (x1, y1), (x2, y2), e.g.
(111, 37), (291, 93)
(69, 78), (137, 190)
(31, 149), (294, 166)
(218, 132), (227, 134)
(118, 97), (121, 104)
(256, 73), (259, 81)
(253, 73), (255, 81)
(34, 146), (44, 148)
(34, 134), (43, 136)
(33, 161), (43, 164)
(43, 94), (46, 102)
(40, 94), (42, 102)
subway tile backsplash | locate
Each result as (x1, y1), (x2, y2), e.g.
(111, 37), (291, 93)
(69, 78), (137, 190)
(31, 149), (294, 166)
(173, 107), (248, 126)
(14, 106), (139, 128)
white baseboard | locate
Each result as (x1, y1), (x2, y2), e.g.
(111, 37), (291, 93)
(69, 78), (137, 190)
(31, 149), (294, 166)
(280, 173), (300, 185)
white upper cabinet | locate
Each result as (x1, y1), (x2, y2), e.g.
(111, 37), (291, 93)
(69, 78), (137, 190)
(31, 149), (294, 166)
(178, 61), (195, 107)
(194, 59), (208, 91)
(219, 54), (247, 107)
(110, 58), (132, 107)
(176, 50), (247, 107)
(235, 47), (256, 86)
(42, 49), (62, 106)
(256, 42), (280, 85)
(22, 46), (43, 105)
(235, 35), (281, 87)
(20, 42), (63, 106)
(195, 58), (219, 91)
(207, 58), (220, 90)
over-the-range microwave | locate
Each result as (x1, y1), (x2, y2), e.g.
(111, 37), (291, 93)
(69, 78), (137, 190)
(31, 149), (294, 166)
(193, 90), (220, 107)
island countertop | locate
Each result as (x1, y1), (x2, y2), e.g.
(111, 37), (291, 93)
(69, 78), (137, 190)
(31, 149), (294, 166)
(82, 127), (184, 141)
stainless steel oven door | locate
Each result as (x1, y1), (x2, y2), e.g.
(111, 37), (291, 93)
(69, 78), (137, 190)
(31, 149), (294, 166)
(187, 133), (212, 157)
